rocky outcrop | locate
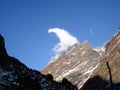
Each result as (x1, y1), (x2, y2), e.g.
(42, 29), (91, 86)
(81, 28), (120, 90)
(0, 34), (78, 90)
(42, 41), (101, 89)
(92, 28), (120, 82)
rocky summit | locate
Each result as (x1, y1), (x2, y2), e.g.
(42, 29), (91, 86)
(0, 34), (78, 90)
(42, 41), (102, 89)
(42, 28), (120, 90)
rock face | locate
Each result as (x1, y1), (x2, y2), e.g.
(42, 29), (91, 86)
(0, 35), (78, 90)
(42, 41), (101, 89)
(81, 28), (120, 90)
(93, 28), (120, 82)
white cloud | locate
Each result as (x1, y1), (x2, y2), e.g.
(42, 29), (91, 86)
(48, 28), (78, 54)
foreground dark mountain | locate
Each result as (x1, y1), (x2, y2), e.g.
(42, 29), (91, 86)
(42, 41), (102, 89)
(0, 35), (78, 90)
(81, 28), (120, 90)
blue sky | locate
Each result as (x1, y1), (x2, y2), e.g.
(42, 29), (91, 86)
(0, 0), (120, 70)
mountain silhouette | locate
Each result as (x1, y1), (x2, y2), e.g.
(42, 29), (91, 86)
(0, 34), (78, 90)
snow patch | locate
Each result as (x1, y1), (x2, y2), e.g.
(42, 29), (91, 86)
(94, 46), (105, 56)
(81, 51), (86, 55)
(56, 60), (89, 80)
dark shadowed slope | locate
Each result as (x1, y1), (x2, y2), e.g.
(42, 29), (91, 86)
(0, 34), (78, 90)
(80, 75), (120, 90)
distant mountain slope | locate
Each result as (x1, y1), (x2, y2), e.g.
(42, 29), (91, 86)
(81, 28), (120, 90)
(92, 28), (120, 82)
(0, 34), (78, 90)
(42, 41), (101, 89)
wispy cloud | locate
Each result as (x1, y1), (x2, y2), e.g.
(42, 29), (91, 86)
(89, 29), (94, 36)
(48, 28), (78, 54)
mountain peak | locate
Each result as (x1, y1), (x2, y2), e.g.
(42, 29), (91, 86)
(42, 40), (100, 89)
(0, 34), (8, 58)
